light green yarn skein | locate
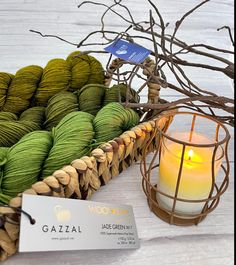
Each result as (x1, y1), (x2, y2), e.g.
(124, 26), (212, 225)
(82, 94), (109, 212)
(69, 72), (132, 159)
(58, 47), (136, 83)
(42, 111), (95, 177)
(0, 131), (53, 203)
(0, 103), (140, 204)
(94, 102), (140, 143)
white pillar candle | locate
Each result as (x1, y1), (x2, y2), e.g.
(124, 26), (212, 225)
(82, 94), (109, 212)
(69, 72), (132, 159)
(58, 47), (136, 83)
(156, 132), (223, 216)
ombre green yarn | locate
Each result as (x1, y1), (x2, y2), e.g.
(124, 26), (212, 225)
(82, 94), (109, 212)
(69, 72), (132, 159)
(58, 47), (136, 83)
(0, 83), (139, 147)
(0, 103), (140, 204)
(0, 51), (104, 114)
(44, 83), (139, 128)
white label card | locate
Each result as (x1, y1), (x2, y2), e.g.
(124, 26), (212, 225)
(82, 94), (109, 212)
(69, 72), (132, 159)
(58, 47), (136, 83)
(19, 194), (140, 252)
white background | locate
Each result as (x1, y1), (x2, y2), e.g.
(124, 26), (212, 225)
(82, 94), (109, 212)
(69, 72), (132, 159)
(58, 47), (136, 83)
(0, 0), (234, 264)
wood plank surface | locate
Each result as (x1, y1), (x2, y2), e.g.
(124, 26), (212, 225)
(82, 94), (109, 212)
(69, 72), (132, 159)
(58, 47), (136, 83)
(0, 0), (234, 264)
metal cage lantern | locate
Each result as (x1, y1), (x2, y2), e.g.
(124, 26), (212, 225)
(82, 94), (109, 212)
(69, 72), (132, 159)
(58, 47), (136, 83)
(141, 111), (231, 226)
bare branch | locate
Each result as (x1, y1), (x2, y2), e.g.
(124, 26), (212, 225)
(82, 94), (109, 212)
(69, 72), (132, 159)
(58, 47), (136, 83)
(217, 26), (235, 46)
(30, 0), (234, 126)
(29, 29), (78, 46)
(170, 0), (210, 54)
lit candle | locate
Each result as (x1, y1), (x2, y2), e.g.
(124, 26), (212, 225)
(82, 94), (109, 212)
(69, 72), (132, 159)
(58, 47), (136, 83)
(157, 132), (223, 216)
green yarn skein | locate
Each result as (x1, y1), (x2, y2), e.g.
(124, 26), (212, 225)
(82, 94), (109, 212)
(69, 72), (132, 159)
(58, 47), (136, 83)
(42, 111), (95, 177)
(0, 131), (53, 203)
(0, 103), (140, 204)
(0, 83), (139, 147)
(46, 83), (139, 128)
(94, 102), (140, 143)
(0, 51), (104, 114)
(0, 107), (45, 147)
(77, 83), (139, 116)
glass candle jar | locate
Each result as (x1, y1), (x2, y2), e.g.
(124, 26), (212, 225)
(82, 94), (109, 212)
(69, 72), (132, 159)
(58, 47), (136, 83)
(141, 111), (231, 225)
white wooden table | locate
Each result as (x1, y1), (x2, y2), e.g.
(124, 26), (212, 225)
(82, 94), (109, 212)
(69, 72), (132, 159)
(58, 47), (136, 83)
(0, 1), (234, 264)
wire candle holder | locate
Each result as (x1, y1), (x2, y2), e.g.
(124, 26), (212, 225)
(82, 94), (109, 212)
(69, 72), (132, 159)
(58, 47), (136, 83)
(141, 111), (231, 226)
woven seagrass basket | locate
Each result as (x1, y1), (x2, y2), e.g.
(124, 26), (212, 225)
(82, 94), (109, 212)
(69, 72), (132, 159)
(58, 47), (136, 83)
(0, 56), (171, 261)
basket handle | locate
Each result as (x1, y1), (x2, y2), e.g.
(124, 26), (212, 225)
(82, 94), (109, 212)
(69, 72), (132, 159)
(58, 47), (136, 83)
(104, 57), (162, 104)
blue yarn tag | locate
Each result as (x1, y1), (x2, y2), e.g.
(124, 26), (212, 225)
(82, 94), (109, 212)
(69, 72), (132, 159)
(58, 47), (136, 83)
(104, 39), (151, 64)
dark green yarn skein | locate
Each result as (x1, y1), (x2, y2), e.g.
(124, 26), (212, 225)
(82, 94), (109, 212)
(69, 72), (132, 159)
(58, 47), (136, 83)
(77, 84), (106, 115)
(0, 112), (17, 121)
(2, 65), (43, 113)
(45, 83), (139, 128)
(33, 59), (71, 107)
(0, 73), (14, 108)
(0, 107), (45, 147)
(0, 103), (140, 204)
(44, 91), (79, 130)
(0, 51), (104, 114)
(103, 84), (140, 106)
(66, 51), (104, 90)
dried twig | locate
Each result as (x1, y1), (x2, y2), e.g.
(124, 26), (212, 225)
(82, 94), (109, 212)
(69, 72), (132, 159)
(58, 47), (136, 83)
(30, 0), (234, 126)
(217, 26), (235, 46)
(29, 29), (78, 46)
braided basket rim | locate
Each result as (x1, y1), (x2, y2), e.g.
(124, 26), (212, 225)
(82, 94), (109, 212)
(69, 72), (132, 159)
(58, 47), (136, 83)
(0, 112), (172, 262)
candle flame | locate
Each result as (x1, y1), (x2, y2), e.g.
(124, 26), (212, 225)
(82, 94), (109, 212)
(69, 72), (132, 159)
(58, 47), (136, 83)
(188, 149), (194, 160)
